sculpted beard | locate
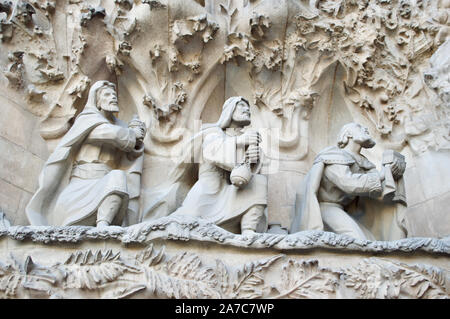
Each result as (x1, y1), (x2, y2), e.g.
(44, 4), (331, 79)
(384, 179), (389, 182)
(234, 117), (251, 127)
(101, 101), (119, 113)
(98, 95), (119, 113)
(355, 134), (376, 148)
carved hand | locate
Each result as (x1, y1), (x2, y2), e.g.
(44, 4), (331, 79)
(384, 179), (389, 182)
(384, 158), (406, 180)
(127, 143), (145, 160)
(246, 145), (260, 164)
(237, 130), (261, 148)
(129, 120), (147, 142)
(390, 159), (406, 180)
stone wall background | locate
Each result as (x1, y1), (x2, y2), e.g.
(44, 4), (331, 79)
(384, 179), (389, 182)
(0, 84), (48, 225)
(0, 0), (449, 237)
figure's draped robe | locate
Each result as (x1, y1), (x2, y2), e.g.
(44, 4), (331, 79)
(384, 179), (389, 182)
(291, 146), (407, 240)
(26, 107), (143, 226)
(172, 127), (267, 228)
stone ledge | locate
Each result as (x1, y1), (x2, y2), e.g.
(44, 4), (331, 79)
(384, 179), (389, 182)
(1, 214), (448, 254)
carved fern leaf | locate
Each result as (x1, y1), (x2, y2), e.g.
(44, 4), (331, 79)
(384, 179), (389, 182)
(215, 259), (231, 296)
(385, 260), (449, 299)
(143, 252), (220, 298)
(135, 244), (165, 267)
(344, 258), (449, 299)
(146, 270), (220, 298)
(275, 259), (339, 299)
(233, 254), (283, 299)
(64, 249), (119, 265)
(63, 249), (140, 290)
(165, 252), (217, 284)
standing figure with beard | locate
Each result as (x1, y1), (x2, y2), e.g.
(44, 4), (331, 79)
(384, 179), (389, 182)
(171, 97), (268, 236)
(26, 81), (146, 227)
(291, 123), (407, 240)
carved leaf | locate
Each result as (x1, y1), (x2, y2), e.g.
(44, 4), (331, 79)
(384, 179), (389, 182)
(165, 252), (217, 284)
(63, 249), (140, 290)
(135, 244), (165, 267)
(389, 261), (448, 299)
(344, 259), (449, 299)
(143, 252), (220, 298)
(233, 255), (283, 298)
(146, 270), (219, 298)
(215, 260), (231, 295)
(275, 259), (339, 299)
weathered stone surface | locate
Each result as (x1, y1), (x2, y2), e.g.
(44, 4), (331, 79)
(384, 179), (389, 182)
(0, 227), (448, 299)
(0, 0), (449, 299)
(0, 137), (43, 193)
(0, 215), (448, 254)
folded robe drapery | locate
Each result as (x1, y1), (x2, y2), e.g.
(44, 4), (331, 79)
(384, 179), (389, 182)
(291, 146), (407, 240)
(26, 107), (143, 226)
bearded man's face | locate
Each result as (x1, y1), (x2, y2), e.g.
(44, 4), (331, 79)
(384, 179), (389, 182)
(231, 100), (251, 127)
(97, 87), (119, 113)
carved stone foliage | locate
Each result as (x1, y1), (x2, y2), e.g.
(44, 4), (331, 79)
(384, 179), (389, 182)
(1, 214), (448, 254)
(211, 0), (450, 156)
(1, 0), (447, 157)
(312, 0), (449, 153)
(343, 258), (449, 299)
(0, 245), (448, 299)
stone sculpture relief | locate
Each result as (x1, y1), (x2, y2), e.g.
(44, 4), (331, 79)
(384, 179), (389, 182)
(0, 0), (447, 233)
(0, 1), (446, 146)
(168, 97), (267, 236)
(291, 122), (407, 241)
(0, 244), (447, 299)
(0, 0), (446, 233)
(0, 0), (449, 299)
(25, 81), (147, 227)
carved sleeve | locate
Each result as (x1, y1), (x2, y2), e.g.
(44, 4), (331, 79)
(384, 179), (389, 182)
(85, 123), (136, 152)
(324, 164), (382, 197)
(202, 132), (237, 171)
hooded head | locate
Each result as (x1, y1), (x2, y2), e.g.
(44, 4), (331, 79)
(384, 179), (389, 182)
(85, 81), (119, 113)
(203, 96), (250, 130)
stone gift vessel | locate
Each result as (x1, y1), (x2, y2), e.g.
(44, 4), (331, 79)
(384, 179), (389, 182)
(0, 0), (449, 299)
